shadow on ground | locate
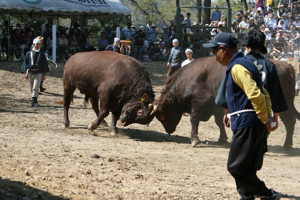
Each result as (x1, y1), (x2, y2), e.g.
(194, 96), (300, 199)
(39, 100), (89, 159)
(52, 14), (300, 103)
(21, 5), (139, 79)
(0, 178), (70, 200)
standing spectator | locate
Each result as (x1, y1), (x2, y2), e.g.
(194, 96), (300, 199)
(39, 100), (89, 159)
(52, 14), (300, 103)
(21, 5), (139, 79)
(265, 12), (277, 33)
(203, 32), (281, 200)
(167, 39), (184, 77)
(254, 7), (265, 28)
(41, 22), (51, 38)
(98, 32), (109, 51)
(58, 33), (69, 61)
(21, 38), (49, 107)
(104, 25), (114, 44)
(161, 25), (171, 47)
(232, 19), (241, 38)
(184, 12), (192, 27)
(146, 24), (158, 45)
(168, 25), (176, 43)
(133, 26), (146, 61)
(122, 22), (135, 40)
(85, 30), (97, 51)
(181, 48), (194, 67)
(0, 29), (11, 58)
(12, 27), (26, 61)
(145, 21), (152, 33)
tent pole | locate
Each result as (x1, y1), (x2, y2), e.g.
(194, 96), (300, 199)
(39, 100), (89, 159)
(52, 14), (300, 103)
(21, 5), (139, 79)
(8, 11), (10, 61)
(52, 25), (56, 62)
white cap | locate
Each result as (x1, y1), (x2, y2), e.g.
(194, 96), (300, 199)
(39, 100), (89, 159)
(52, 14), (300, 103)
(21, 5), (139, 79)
(185, 48), (193, 53)
(33, 38), (41, 44)
(257, 7), (262, 11)
(218, 21), (223, 25)
(172, 39), (179, 43)
(264, 28), (270, 32)
(114, 37), (120, 43)
(151, 23), (156, 27)
(139, 25), (144, 30)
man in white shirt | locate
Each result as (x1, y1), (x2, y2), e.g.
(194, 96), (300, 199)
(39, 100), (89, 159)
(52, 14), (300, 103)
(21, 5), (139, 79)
(265, 13), (277, 33)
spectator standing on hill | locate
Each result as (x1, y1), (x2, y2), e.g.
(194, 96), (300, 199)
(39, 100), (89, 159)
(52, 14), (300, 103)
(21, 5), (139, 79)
(212, 6), (222, 21)
(168, 25), (176, 43)
(184, 12), (192, 27)
(161, 26), (171, 47)
(167, 39), (184, 77)
(122, 22), (135, 40)
(21, 38), (49, 107)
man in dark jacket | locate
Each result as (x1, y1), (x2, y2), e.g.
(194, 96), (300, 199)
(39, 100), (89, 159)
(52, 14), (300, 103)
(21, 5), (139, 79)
(21, 38), (49, 107)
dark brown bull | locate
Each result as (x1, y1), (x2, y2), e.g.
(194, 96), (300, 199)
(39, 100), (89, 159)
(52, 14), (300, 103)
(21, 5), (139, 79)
(63, 51), (155, 133)
(150, 56), (299, 149)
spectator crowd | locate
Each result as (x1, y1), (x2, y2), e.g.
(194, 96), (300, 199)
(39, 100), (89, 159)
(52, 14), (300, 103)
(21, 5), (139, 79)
(1, 1), (300, 62)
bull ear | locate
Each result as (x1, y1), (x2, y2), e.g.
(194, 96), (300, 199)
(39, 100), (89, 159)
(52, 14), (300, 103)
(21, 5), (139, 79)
(163, 99), (170, 105)
(141, 94), (148, 103)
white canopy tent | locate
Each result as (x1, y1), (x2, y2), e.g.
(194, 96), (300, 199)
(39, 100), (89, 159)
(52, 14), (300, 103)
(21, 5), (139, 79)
(0, 0), (131, 18)
(0, 0), (131, 61)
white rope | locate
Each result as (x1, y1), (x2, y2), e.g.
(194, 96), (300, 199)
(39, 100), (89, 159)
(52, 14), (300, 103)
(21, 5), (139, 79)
(227, 109), (255, 119)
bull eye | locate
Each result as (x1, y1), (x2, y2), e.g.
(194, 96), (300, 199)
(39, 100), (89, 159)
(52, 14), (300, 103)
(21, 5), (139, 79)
(137, 110), (143, 116)
(160, 115), (165, 121)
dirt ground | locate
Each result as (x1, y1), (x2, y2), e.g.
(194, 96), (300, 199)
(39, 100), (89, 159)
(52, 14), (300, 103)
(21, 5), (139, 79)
(1, 59), (300, 200)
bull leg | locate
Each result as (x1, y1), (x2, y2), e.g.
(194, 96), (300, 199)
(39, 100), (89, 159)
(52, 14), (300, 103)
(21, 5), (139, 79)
(190, 113), (200, 147)
(89, 97), (108, 127)
(214, 112), (228, 144)
(83, 95), (90, 108)
(279, 111), (295, 150)
(110, 111), (121, 136)
(63, 85), (76, 128)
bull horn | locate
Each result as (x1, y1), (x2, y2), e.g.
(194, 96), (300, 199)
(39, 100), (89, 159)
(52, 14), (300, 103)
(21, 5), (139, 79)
(146, 121), (151, 127)
(148, 103), (153, 109)
(150, 105), (158, 115)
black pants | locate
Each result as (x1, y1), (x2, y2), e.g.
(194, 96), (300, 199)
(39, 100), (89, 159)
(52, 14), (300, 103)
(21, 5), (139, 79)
(227, 124), (272, 200)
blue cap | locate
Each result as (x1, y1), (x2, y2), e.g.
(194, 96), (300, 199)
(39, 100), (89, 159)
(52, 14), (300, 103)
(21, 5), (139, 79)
(203, 32), (238, 48)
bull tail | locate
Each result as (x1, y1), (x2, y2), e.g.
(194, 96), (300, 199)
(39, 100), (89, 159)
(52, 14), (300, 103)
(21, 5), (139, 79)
(55, 98), (74, 105)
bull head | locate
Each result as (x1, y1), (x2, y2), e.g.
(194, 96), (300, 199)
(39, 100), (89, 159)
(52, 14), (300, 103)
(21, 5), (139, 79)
(120, 94), (155, 126)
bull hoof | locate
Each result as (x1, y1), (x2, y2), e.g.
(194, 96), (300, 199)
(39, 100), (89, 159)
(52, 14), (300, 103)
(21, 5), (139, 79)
(191, 138), (199, 147)
(110, 132), (116, 137)
(217, 137), (228, 144)
(83, 100), (89, 108)
(63, 123), (70, 129)
(100, 120), (108, 127)
(88, 123), (96, 131)
(284, 144), (292, 151)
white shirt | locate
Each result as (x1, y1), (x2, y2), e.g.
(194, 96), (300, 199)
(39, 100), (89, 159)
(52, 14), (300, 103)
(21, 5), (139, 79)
(181, 58), (195, 67)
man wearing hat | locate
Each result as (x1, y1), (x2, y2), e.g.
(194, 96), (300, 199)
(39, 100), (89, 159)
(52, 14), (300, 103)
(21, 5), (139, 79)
(104, 25), (114, 44)
(289, 1), (300, 17)
(122, 22), (135, 40)
(21, 38), (49, 107)
(161, 25), (171, 46)
(254, 7), (264, 27)
(146, 24), (158, 45)
(293, 16), (300, 30)
(181, 48), (194, 67)
(203, 32), (282, 200)
(105, 37), (130, 55)
(167, 39), (184, 77)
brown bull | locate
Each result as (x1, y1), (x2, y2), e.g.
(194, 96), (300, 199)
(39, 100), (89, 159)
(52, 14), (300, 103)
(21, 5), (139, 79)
(150, 56), (299, 149)
(63, 51), (155, 133)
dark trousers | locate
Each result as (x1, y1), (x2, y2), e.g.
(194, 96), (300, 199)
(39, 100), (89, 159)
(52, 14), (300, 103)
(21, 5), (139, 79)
(227, 124), (272, 200)
(167, 65), (181, 77)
